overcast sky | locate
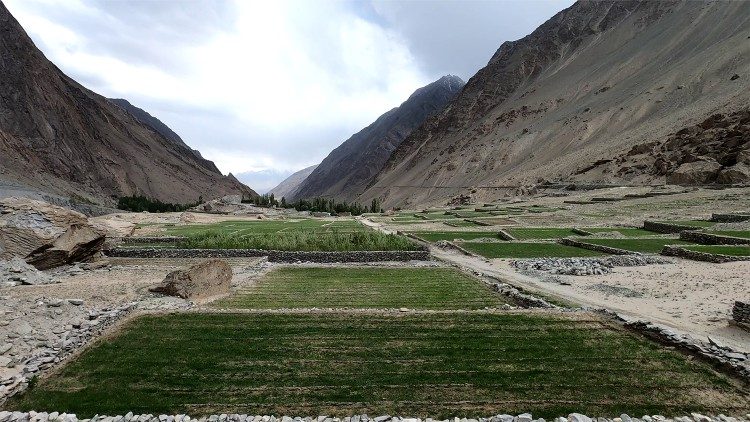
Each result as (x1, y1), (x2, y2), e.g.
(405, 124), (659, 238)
(5, 0), (573, 193)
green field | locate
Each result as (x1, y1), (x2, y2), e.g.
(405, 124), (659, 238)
(683, 245), (750, 256)
(444, 219), (481, 227)
(11, 313), (747, 417)
(460, 242), (606, 258)
(166, 219), (363, 237)
(507, 228), (578, 239)
(215, 267), (507, 309)
(583, 228), (660, 237)
(409, 231), (500, 242)
(159, 220), (419, 252)
(582, 238), (694, 254)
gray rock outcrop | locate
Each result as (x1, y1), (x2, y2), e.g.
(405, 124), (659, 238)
(0, 198), (105, 269)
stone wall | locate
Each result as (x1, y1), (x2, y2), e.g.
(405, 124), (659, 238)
(557, 238), (635, 255)
(679, 230), (750, 245)
(642, 220), (698, 234)
(571, 228), (593, 236)
(661, 245), (750, 263)
(1, 412), (744, 422)
(711, 212), (750, 222)
(497, 229), (515, 241)
(106, 248), (431, 263)
(733, 301), (750, 328)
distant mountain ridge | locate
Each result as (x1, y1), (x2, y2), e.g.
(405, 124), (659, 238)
(360, 0), (750, 208)
(290, 75), (465, 202)
(268, 165), (318, 199)
(0, 2), (255, 204)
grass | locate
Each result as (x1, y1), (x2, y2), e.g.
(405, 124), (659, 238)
(179, 230), (420, 252)
(507, 228), (579, 240)
(581, 238), (694, 254)
(166, 219), (363, 237)
(460, 242), (606, 258)
(11, 313), (747, 418)
(683, 245), (750, 256)
(705, 230), (750, 239)
(408, 231), (500, 242)
(215, 267), (507, 309)
(583, 228), (660, 237)
(157, 219), (420, 252)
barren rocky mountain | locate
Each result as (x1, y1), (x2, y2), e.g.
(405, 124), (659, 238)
(267, 164), (318, 200)
(290, 75), (465, 202)
(0, 2), (255, 205)
(360, 0), (750, 208)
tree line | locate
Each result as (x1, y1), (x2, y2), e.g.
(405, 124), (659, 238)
(117, 195), (202, 213)
(242, 194), (382, 216)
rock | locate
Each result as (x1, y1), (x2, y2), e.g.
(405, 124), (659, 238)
(716, 163), (750, 184)
(26, 223), (105, 270)
(568, 415), (591, 422)
(667, 158), (722, 185)
(150, 259), (232, 300)
(0, 257), (54, 285)
(730, 74), (740, 80)
(68, 299), (84, 306)
(0, 198), (105, 270)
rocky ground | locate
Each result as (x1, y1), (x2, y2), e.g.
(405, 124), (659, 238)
(0, 257), (266, 403)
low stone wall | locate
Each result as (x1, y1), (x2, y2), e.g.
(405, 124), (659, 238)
(711, 212), (750, 222)
(608, 310), (750, 381)
(733, 301), (750, 330)
(643, 220), (698, 234)
(679, 230), (750, 245)
(571, 228), (593, 236)
(660, 245), (750, 263)
(497, 229), (515, 241)
(106, 248), (431, 263)
(557, 238), (635, 255)
(1, 412), (743, 422)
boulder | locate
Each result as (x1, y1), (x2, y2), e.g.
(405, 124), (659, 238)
(666, 158), (722, 184)
(0, 198), (105, 269)
(150, 259), (232, 300)
(716, 163), (750, 184)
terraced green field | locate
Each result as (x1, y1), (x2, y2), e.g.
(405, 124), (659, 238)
(159, 220), (419, 252)
(460, 242), (606, 258)
(166, 219), (363, 237)
(582, 238), (694, 254)
(507, 228), (578, 239)
(683, 245), (750, 256)
(215, 267), (507, 309)
(409, 231), (500, 242)
(12, 313), (747, 417)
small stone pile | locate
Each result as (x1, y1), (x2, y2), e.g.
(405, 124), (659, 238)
(512, 255), (671, 276)
(0, 258), (55, 286)
(0, 413), (745, 422)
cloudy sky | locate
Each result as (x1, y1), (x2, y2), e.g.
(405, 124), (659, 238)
(5, 0), (573, 192)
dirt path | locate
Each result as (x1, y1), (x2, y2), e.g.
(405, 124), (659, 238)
(362, 218), (750, 352)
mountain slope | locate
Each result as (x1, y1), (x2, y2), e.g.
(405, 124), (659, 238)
(267, 165), (318, 199)
(361, 0), (750, 208)
(0, 2), (255, 205)
(290, 75), (465, 202)
(107, 98), (221, 174)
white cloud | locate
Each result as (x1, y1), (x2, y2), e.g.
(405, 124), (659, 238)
(3, 0), (571, 190)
